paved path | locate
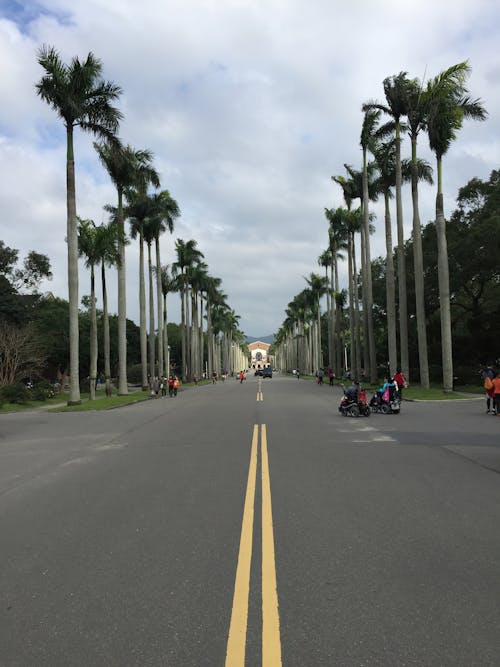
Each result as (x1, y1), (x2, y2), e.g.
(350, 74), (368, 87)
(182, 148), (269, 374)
(1, 376), (499, 666)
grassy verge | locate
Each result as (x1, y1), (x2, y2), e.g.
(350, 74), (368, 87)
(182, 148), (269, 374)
(0, 395), (68, 413)
(49, 390), (152, 412)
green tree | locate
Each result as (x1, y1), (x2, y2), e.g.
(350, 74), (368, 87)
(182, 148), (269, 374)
(36, 45), (122, 405)
(425, 61), (487, 391)
(96, 142), (159, 394)
(363, 72), (410, 379)
(78, 219), (100, 399)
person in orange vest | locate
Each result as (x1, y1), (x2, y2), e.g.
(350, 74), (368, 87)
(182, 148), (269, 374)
(239, 371), (245, 383)
(168, 375), (175, 398)
(173, 376), (180, 397)
(491, 372), (500, 416)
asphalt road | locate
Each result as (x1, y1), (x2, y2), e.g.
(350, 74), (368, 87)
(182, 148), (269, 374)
(1, 375), (499, 666)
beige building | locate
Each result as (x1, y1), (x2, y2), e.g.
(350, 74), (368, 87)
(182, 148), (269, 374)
(248, 341), (272, 369)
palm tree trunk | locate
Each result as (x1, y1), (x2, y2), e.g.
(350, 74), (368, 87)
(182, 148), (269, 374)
(384, 191), (398, 375)
(360, 224), (369, 374)
(139, 228), (148, 390)
(147, 242), (155, 383)
(155, 236), (164, 378)
(411, 135), (430, 389)
(180, 280), (187, 380)
(435, 157), (454, 392)
(352, 237), (362, 380)
(66, 125), (81, 405)
(117, 186), (128, 395)
(347, 233), (357, 379)
(362, 150), (377, 383)
(89, 264), (97, 401)
(101, 262), (112, 397)
(163, 293), (169, 376)
(395, 122), (409, 379)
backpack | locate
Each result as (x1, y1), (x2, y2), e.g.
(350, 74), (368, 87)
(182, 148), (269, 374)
(484, 376), (493, 390)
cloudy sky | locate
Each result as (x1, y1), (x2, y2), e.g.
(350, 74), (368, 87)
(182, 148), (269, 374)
(1, 0), (499, 338)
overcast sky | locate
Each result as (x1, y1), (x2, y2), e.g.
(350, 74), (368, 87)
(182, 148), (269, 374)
(1, 0), (499, 338)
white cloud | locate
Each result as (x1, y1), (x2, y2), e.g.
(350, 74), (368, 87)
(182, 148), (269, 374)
(1, 0), (499, 337)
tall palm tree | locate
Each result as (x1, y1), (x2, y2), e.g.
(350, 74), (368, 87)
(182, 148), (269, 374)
(305, 272), (328, 371)
(160, 265), (177, 377)
(318, 249), (333, 369)
(401, 75), (432, 388)
(324, 208), (348, 375)
(425, 62), (487, 391)
(127, 191), (153, 390)
(360, 108), (381, 383)
(95, 142), (159, 394)
(363, 72), (410, 379)
(36, 45), (122, 405)
(77, 219), (100, 400)
(151, 191), (180, 377)
(95, 221), (120, 397)
(374, 140), (433, 376)
(173, 239), (204, 379)
(143, 217), (158, 383)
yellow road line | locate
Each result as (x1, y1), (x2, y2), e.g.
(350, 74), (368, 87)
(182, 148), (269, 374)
(261, 424), (282, 666)
(225, 425), (259, 667)
(257, 391), (263, 401)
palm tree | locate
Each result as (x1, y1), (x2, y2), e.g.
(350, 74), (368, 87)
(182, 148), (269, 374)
(363, 72), (410, 379)
(95, 142), (159, 394)
(425, 62), (487, 391)
(151, 191), (180, 377)
(36, 45), (122, 404)
(173, 239), (204, 379)
(95, 221), (119, 397)
(127, 191), (153, 390)
(373, 140), (433, 376)
(305, 273), (328, 372)
(143, 218), (157, 383)
(318, 249), (333, 368)
(78, 219), (100, 400)
(360, 108), (381, 383)
(324, 208), (348, 375)
(160, 265), (177, 377)
(401, 75), (432, 388)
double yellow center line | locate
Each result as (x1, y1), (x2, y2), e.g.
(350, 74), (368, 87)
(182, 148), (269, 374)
(225, 424), (282, 666)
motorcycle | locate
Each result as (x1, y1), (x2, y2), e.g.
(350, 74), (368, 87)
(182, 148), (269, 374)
(339, 388), (371, 417)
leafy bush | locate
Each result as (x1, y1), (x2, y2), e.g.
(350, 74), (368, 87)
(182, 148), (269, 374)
(0, 383), (31, 404)
(31, 381), (58, 401)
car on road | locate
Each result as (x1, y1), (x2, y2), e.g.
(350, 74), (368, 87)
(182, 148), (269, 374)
(254, 369), (263, 376)
(262, 367), (272, 378)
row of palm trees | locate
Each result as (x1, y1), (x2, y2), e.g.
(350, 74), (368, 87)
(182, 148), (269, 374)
(274, 62), (486, 390)
(36, 45), (246, 404)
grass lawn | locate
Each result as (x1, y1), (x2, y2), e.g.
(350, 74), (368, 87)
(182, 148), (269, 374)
(49, 390), (152, 412)
(0, 394), (68, 413)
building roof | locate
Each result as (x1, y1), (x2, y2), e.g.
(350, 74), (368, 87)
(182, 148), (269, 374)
(248, 341), (271, 351)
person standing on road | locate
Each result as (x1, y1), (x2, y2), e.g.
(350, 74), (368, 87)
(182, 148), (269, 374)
(173, 376), (180, 397)
(168, 375), (175, 398)
(481, 365), (495, 413)
(394, 368), (407, 400)
(491, 372), (500, 416)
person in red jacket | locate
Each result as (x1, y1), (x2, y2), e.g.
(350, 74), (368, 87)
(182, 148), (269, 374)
(491, 372), (500, 416)
(393, 368), (407, 400)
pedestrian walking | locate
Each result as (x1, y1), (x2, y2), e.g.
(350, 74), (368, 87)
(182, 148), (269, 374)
(491, 372), (500, 416)
(168, 375), (175, 398)
(481, 365), (495, 413)
(173, 376), (180, 397)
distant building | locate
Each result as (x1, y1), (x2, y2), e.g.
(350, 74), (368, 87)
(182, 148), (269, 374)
(248, 341), (272, 368)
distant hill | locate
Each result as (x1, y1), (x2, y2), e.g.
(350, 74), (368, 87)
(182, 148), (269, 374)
(246, 335), (274, 345)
